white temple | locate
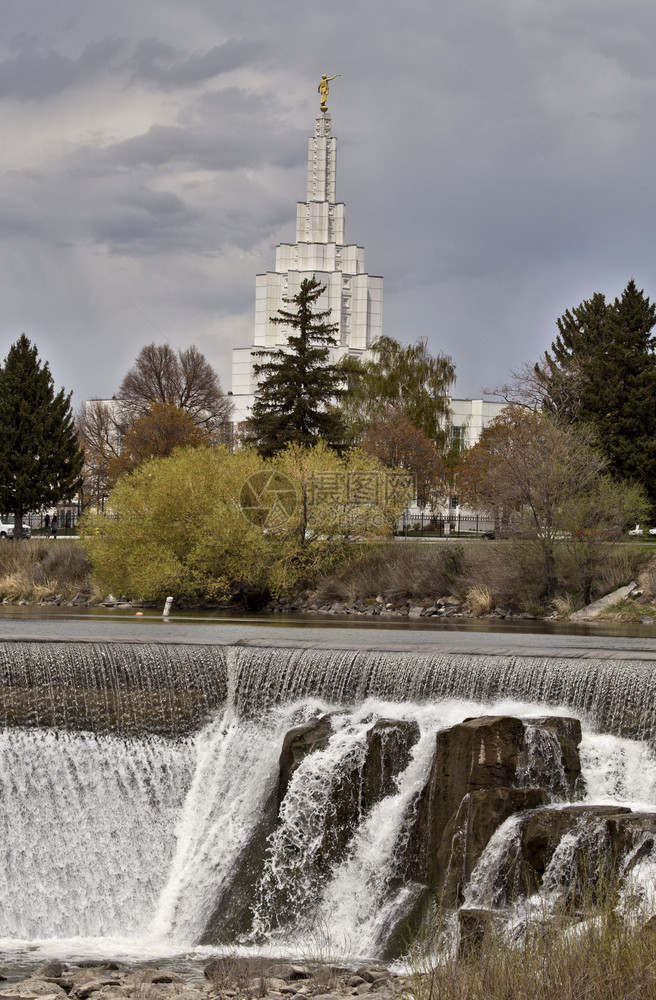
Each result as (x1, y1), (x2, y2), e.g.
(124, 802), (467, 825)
(230, 108), (383, 424)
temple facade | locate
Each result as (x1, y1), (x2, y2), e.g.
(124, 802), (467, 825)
(230, 111), (383, 424)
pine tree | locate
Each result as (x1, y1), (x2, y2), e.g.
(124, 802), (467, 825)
(0, 335), (84, 536)
(539, 280), (656, 505)
(248, 277), (346, 457)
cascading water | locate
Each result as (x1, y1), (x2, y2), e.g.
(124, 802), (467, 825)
(1, 638), (656, 966)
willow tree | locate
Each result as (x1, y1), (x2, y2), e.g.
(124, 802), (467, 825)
(338, 335), (455, 448)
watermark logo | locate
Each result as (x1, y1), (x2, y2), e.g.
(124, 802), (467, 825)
(238, 468), (415, 532)
(239, 471), (299, 529)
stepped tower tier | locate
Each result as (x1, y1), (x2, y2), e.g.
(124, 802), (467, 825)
(231, 112), (383, 424)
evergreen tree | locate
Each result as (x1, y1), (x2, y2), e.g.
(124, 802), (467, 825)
(0, 335), (83, 536)
(248, 277), (346, 457)
(538, 280), (656, 505)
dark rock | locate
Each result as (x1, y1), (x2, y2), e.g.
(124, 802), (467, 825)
(265, 967), (310, 983)
(519, 716), (583, 799)
(405, 716), (527, 887)
(493, 804), (642, 904)
(34, 967), (68, 981)
(72, 982), (121, 999)
(1, 985), (68, 999)
(403, 714), (584, 907)
(278, 715), (334, 807)
(360, 719), (420, 810)
(122, 973), (183, 986)
(440, 786), (548, 905)
(354, 968), (390, 984)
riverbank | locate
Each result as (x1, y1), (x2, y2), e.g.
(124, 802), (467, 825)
(3, 921), (656, 1000)
(2, 539), (655, 624)
(0, 959), (411, 1000)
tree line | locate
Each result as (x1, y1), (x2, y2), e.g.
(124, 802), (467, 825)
(0, 273), (653, 609)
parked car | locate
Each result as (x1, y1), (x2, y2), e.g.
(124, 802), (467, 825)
(628, 524), (644, 536)
(649, 527), (656, 536)
(481, 526), (523, 540)
(0, 519), (31, 539)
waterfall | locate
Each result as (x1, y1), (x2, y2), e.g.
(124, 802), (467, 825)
(0, 641), (228, 734)
(1, 638), (656, 737)
(0, 638), (655, 964)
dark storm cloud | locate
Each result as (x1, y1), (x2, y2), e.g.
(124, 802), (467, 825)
(129, 37), (266, 88)
(1, 0), (656, 406)
(0, 35), (127, 98)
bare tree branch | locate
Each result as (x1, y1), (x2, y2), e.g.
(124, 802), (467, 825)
(118, 342), (233, 431)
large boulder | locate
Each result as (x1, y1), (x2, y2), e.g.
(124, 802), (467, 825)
(484, 804), (649, 904)
(277, 715), (419, 816)
(404, 716), (528, 887)
(403, 715), (584, 900)
(518, 716), (583, 799)
(280, 716), (421, 881)
(277, 715), (335, 807)
(440, 786), (548, 905)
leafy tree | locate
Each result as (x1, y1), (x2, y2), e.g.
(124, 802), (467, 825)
(269, 442), (412, 587)
(340, 336), (455, 447)
(457, 406), (645, 600)
(0, 335), (83, 537)
(536, 281), (656, 504)
(248, 277), (347, 456)
(80, 443), (409, 603)
(107, 401), (211, 481)
(361, 407), (448, 508)
(78, 342), (232, 508)
(559, 477), (648, 604)
(119, 342), (233, 433)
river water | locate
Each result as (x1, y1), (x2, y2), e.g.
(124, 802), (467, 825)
(0, 611), (655, 975)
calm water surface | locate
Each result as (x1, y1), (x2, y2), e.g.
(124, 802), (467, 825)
(1, 605), (656, 654)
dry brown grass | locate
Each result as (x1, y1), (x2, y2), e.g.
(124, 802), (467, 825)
(592, 547), (645, 597)
(408, 880), (656, 1000)
(315, 541), (653, 616)
(637, 553), (656, 599)
(463, 584), (493, 617)
(316, 541), (536, 610)
(0, 539), (96, 602)
(315, 543), (470, 605)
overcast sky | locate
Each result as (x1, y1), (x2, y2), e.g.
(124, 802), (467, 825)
(1, 0), (656, 409)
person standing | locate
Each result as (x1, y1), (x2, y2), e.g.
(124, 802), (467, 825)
(50, 514), (58, 539)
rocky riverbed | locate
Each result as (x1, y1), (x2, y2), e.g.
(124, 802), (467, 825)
(0, 961), (414, 1000)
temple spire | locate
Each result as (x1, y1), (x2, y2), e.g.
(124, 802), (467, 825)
(296, 113), (344, 245)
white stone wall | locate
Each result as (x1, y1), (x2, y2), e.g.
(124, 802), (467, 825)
(448, 397), (507, 451)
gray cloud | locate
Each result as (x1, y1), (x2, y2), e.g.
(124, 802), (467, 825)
(129, 37), (265, 88)
(1, 0), (656, 409)
(0, 35), (127, 98)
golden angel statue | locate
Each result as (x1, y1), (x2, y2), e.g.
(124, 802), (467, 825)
(318, 74), (340, 112)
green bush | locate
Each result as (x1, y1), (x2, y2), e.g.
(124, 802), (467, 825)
(80, 444), (408, 604)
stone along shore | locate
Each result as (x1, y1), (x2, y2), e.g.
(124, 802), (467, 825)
(0, 961), (412, 1000)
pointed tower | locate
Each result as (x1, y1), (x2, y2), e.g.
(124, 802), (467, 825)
(230, 109), (383, 424)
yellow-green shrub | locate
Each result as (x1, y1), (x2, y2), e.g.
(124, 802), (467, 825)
(80, 443), (408, 603)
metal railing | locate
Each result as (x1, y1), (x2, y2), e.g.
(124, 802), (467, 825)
(397, 512), (495, 538)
